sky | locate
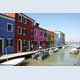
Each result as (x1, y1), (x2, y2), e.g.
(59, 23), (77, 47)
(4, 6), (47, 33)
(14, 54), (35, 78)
(27, 13), (80, 42)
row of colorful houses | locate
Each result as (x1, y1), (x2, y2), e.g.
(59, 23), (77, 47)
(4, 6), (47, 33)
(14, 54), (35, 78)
(0, 13), (65, 55)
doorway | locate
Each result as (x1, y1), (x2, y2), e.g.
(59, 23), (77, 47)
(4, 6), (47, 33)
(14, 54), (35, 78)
(26, 41), (30, 51)
(17, 39), (22, 52)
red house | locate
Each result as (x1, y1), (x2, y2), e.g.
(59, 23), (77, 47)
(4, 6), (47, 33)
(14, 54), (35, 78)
(5, 13), (35, 53)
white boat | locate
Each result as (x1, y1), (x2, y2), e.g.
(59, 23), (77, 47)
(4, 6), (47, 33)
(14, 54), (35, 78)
(32, 50), (41, 59)
(49, 49), (53, 55)
(36, 50), (49, 60)
(70, 48), (79, 54)
(37, 53), (44, 60)
(1, 58), (25, 66)
(53, 48), (59, 52)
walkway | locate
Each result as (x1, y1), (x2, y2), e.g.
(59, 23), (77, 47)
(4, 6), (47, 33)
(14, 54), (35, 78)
(0, 51), (38, 63)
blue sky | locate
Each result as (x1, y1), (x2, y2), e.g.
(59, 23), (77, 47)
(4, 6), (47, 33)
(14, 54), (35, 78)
(27, 13), (80, 42)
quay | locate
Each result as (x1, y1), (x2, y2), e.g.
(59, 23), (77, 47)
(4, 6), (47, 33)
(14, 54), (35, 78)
(0, 48), (50, 63)
(0, 46), (66, 63)
(0, 50), (38, 63)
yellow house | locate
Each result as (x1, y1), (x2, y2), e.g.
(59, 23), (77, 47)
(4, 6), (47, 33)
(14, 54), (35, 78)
(49, 31), (54, 47)
(45, 30), (50, 48)
(45, 30), (54, 48)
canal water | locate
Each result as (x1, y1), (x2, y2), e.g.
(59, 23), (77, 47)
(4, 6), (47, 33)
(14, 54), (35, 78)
(18, 44), (80, 66)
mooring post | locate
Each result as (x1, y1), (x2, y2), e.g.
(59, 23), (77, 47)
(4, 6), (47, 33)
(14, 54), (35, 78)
(5, 48), (8, 61)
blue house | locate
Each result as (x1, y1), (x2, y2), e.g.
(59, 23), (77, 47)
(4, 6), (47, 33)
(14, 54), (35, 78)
(55, 31), (65, 47)
(0, 14), (15, 55)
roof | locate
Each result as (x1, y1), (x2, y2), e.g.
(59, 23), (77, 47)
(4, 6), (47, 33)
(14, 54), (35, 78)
(0, 13), (15, 21)
(20, 13), (35, 22)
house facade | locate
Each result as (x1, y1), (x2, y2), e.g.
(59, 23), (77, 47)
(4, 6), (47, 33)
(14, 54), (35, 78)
(55, 31), (65, 46)
(2, 13), (65, 53)
(0, 14), (15, 55)
(49, 31), (54, 47)
(33, 23), (46, 50)
(5, 13), (35, 53)
(38, 27), (46, 49)
(54, 32), (58, 47)
(45, 30), (51, 48)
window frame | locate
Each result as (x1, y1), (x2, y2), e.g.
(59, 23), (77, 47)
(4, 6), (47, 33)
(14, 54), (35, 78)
(34, 30), (37, 36)
(23, 18), (27, 24)
(23, 40), (27, 47)
(6, 38), (13, 47)
(22, 28), (27, 36)
(18, 27), (22, 35)
(7, 23), (13, 32)
(18, 15), (22, 23)
(40, 31), (43, 36)
(30, 22), (33, 27)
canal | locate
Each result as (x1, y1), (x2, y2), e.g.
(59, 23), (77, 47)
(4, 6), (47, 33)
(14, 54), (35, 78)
(18, 46), (80, 66)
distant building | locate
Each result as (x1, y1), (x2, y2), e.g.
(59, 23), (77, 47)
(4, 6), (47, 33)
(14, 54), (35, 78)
(49, 31), (54, 47)
(54, 32), (58, 47)
(0, 14), (15, 55)
(54, 31), (65, 46)
(45, 30), (50, 48)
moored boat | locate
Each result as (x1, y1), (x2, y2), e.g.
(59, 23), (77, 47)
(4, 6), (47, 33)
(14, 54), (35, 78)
(70, 48), (79, 54)
(1, 58), (25, 66)
(53, 48), (59, 52)
(49, 48), (53, 55)
(31, 51), (42, 59)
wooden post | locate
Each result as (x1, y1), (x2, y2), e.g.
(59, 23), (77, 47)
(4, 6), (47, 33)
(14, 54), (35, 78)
(5, 48), (8, 61)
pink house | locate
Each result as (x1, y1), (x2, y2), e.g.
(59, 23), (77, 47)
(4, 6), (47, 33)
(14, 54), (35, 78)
(33, 23), (46, 50)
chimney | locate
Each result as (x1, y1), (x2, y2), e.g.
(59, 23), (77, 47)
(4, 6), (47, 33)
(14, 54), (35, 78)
(35, 23), (39, 27)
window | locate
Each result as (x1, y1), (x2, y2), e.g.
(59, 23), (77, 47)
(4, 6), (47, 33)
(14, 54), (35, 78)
(40, 32), (43, 36)
(34, 30), (37, 35)
(22, 28), (27, 35)
(26, 41), (30, 49)
(18, 15), (22, 22)
(6, 38), (13, 47)
(30, 30), (34, 37)
(23, 18), (27, 24)
(18, 27), (22, 35)
(40, 41), (42, 46)
(44, 32), (47, 37)
(23, 40), (27, 47)
(30, 30), (33, 35)
(7, 23), (13, 32)
(30, 22), (33, 27)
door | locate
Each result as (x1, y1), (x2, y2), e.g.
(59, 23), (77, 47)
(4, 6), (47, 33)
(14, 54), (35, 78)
(26, 41), (30, 51)
(0, 39), (2, 54)
(17, 39), (22, 52)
